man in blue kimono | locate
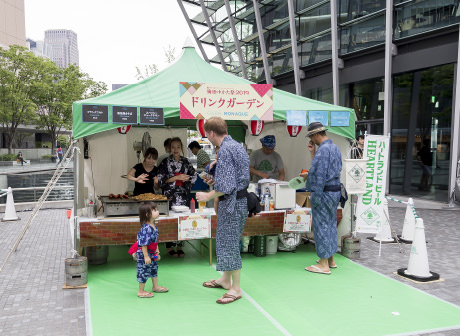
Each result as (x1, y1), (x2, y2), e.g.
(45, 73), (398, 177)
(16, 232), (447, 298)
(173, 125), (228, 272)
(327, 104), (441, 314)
(303, 122), (342, 275)
(196, 117), (250, 304)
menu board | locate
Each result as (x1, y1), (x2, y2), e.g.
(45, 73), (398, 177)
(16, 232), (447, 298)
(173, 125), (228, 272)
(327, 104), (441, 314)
(308, 110), (328, 126)
(139, 107), (164, 125)
(286, 110), (307, 126)
(82, 105), (109, 123)
(331, 111), (350, 127)
(112, 106), (138, 124)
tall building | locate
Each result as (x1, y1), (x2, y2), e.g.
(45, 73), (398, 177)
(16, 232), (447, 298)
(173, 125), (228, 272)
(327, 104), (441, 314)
(0, 0), (26, 48)
(180, 0), (460, 203)
(26, 38), (48, 59)
(44, 29), (79, 68)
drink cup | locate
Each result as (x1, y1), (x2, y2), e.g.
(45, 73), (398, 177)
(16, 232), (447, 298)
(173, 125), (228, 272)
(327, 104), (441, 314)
(199, 201), (206, 212)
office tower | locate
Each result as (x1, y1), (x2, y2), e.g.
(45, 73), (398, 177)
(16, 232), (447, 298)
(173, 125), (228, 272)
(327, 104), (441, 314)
(44, 29), (79, 68)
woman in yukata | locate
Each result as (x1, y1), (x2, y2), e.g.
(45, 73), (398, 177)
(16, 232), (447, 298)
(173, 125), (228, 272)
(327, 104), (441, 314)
(157, 136), (196, 257)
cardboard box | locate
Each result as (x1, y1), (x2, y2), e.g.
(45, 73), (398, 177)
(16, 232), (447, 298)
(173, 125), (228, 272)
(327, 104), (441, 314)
(296, 191), (311, 208)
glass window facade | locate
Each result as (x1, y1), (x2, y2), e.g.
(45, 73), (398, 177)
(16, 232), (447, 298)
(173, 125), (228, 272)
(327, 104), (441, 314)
(395, 0), (460, 39)
(390, 64), (454, 201)
(181, 0), (459, 202)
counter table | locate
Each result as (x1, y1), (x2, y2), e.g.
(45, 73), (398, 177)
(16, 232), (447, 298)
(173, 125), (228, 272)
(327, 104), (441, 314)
(78, 209), (343, 265)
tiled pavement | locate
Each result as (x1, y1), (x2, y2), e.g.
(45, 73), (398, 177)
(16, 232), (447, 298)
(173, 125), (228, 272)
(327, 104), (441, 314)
(0, 209), (86, 336)
(0, 201), (459, 336)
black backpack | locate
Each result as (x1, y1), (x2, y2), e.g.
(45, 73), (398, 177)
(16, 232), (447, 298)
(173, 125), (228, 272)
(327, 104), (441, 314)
(247, 192), (261, 217)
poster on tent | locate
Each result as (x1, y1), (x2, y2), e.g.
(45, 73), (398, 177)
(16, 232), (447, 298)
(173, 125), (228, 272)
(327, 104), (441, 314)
(179, 82), (273, 121)
(344, 159), (368, 194)
(178, 214), (211, 240)
(82, 104), (109, 123)
(283, 210), (311, 233)
(308, 110), (328, 126)
(355, 135), (390, 233)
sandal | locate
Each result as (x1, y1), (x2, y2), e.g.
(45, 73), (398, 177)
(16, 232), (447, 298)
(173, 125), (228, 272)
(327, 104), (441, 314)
(216, 293), (242, 304)
(152, 286), (169, 293)
(177, 250), (185, 257)
(203, 279), (224, 289)
(167, 250), (178, 257)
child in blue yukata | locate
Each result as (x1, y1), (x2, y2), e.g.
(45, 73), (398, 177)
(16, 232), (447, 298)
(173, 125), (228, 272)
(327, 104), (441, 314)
(136, 202), (169, 298)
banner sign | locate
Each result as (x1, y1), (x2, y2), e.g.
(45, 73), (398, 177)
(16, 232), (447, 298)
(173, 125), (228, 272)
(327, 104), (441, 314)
(139, 107), (164, 125)
(344, 159), (368, 194)
(82, 104), (109, 123)
(355, 135), (390, 233)
(179, 82), (273, 121)
(178, 214), (211, 240)
(283, 210), (311, 233)
(112, 106), (138, 124)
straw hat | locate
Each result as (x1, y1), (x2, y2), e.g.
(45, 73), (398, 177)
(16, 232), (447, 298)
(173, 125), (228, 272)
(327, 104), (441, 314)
(305, 122), (327, 137)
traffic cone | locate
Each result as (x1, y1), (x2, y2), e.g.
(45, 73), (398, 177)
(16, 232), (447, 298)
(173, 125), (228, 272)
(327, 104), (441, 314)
(397, 218), (439, 282)
(369, 199), (396, 243)
(399, 198), (416, 244)
(2, 187), (20, 221)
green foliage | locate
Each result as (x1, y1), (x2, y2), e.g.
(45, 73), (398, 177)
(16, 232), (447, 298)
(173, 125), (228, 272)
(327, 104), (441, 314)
(0, 45), (42, 152)
(0, 45), (107, 153)
(42, 154), (54, 159)
(1, 154), (16, 161)
(57, 134), (70, 148)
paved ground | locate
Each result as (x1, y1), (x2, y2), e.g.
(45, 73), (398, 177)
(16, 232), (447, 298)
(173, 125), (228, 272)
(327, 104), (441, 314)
(0, 162), (60, 175)
(0, 199), (459, 336)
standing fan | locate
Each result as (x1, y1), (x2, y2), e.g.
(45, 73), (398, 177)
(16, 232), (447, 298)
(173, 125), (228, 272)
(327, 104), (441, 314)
(278, 232), (302, 251)
(133, 132), (152, 163)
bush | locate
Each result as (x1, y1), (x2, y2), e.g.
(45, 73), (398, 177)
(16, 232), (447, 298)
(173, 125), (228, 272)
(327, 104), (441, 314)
(1, 154), (17, 161)
(42, 154), (54, 159)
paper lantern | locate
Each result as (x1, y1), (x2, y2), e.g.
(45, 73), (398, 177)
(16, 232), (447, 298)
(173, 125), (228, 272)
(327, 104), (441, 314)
(117, 125), (131, 134)
(249, 120), (264, 136)
(287, 125), (302, 137)
(196, 119), (206, 138)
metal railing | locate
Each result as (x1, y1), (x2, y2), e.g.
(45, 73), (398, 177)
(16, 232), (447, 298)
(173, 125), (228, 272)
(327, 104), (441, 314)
(1, 186), (74, 203)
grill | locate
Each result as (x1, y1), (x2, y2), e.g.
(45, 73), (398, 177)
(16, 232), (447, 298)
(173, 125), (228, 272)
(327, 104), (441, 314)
(98, 196), (169, 217)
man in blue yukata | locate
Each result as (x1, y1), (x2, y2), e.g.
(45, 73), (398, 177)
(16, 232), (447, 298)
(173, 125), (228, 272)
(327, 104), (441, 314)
(302, 122), (342, 275)
(196, 116), (250, 304)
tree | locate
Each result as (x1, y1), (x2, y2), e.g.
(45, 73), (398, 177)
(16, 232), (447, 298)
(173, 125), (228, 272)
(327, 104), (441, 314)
(57, 134), (70, 148)
(135, 64), (159, 81)
(14, 131), (33, 148)
(135, 45), (176, 81)
(0, 45), (46, 153)
(33, 63), (107, 152)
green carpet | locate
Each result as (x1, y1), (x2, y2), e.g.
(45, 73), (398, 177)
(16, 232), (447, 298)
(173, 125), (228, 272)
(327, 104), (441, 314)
(88, 242), (460, 336)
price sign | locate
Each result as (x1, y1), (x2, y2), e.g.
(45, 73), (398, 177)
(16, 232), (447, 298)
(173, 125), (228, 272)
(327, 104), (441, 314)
(283, 209), (311, 233)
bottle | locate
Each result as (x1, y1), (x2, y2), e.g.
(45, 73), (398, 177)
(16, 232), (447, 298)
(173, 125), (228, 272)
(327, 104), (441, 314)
(190, 198), (195, 213)
(264, 194), (269, 212)
(88, 193), (94, 217)
(269, 197), (275, 211)
(259, 196), (265, 209)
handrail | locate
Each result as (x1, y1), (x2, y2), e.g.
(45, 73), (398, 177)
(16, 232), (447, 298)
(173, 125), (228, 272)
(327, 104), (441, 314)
(8, 186), (73, 191)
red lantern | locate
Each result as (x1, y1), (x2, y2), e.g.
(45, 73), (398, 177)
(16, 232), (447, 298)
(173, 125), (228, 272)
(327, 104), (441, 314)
(249, 120), (264, 136)
(287, 125), (302, 137)
(117, 125), (131, 134)
(196, 119), (206, 138)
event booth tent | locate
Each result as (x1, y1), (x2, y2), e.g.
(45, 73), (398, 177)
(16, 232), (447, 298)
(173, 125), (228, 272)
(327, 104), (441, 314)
(72, 43), (355, 141)
(71, 43), (355, 212)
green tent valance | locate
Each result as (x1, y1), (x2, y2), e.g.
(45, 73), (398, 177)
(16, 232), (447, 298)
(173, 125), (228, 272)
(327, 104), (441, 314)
(72, 46), (355, 140)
